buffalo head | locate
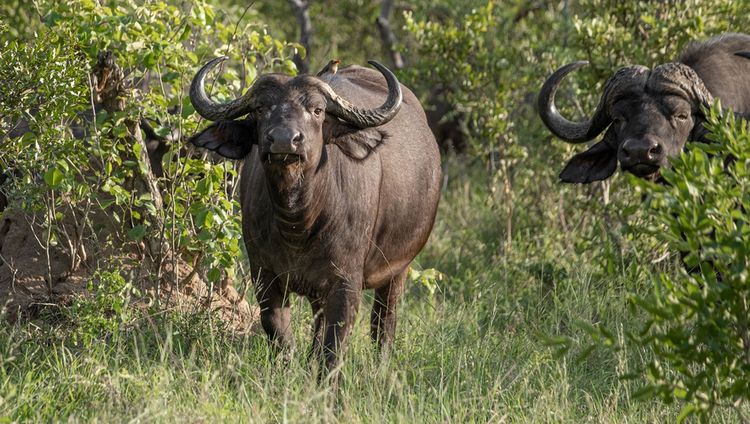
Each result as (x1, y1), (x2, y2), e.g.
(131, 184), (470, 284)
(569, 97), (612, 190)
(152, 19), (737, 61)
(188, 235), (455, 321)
(188, 57), (402, 172)
(538, 61), (714, 183)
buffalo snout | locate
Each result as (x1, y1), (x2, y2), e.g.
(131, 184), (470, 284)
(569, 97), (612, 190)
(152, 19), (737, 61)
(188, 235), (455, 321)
(619, 136), (665, 176)
(267, 127), (304, 155)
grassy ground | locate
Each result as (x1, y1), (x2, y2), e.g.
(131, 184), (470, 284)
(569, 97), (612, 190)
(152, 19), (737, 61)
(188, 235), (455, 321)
(0, 158), (744, 423)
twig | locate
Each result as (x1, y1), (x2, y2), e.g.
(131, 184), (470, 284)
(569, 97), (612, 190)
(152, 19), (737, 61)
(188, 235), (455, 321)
(225, 2), (256, 59)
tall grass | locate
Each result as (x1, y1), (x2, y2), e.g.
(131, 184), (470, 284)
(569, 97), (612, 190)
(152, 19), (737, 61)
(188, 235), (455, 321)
(0, 158), (745, 423)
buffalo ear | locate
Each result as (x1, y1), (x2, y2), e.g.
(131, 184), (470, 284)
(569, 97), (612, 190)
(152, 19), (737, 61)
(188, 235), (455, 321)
(189, 119), (256, 160)
(324, 119), (387, 161)
(559, 139), (618, 183)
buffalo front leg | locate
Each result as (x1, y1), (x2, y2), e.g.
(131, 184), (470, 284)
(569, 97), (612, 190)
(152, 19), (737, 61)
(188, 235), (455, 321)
(370, 268), (406, 353)
(255, 270), (294, 356)
(320, 282), (361, 381)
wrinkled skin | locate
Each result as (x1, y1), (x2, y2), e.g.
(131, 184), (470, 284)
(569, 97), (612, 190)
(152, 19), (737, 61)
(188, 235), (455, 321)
(189, 62), (441, 383)
(539, 33), (750, 183)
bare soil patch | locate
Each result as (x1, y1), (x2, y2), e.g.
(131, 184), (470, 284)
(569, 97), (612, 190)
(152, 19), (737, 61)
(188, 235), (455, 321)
(0, 208), (259, 333)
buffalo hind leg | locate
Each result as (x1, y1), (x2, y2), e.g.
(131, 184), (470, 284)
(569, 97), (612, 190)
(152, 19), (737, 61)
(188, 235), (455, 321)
(255, 270), (294, 358)
(308, 297), (325, 361)
(370, 268), (407, 354)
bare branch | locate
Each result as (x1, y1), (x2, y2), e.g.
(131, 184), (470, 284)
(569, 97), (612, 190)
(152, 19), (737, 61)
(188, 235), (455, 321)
(289, 0), (312, 74)
(376, 0), (404, 70)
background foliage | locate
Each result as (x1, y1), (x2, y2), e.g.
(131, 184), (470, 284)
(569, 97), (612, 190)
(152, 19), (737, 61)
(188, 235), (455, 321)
(1, 0), (750, 422)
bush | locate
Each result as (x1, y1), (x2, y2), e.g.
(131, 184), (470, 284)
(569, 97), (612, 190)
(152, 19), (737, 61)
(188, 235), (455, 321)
(0, 0), (299, 300)
(573, 104), (750, 422)
(626, 104), (750, 422)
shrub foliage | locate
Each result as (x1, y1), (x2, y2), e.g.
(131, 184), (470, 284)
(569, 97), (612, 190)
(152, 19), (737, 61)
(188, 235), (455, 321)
(630, 105), (750, 422)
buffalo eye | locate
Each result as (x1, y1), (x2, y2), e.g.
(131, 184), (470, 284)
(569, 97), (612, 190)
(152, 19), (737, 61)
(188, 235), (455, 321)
(313, 107), (323, 117)
(612, 117), (626, 127)
(674, 112), (689, 121)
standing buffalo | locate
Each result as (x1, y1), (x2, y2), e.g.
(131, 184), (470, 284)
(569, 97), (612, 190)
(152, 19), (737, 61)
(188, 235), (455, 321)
(188, 58), (441, 379)
(538, 33), (750, 183)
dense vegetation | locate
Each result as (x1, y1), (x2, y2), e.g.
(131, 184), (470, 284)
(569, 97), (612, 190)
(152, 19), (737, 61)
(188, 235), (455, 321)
(1, 0), (749, 422)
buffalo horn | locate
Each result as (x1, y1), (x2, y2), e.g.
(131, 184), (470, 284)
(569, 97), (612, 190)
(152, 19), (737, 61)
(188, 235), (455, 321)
(538, 61), (613, 143)
(191, 58), (402, 128)
(312, 60), (402, 128)
(190, 56), (266, 121)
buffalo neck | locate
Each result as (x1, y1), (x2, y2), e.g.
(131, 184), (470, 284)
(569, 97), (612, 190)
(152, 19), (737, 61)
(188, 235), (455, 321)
(264, 160), (330, 249)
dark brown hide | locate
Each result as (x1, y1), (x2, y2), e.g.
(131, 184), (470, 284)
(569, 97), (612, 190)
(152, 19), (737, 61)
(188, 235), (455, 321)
(189, 62), (441, 380)
(539, 32), (750, 183)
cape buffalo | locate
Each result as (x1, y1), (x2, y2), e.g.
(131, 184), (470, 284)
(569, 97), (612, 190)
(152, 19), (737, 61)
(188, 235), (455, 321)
(538, 32), (750, 183)
(188, 58), (441, 379)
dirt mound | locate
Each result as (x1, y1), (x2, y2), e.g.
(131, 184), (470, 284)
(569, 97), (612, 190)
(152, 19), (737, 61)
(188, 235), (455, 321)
(0, 209), (259, 333)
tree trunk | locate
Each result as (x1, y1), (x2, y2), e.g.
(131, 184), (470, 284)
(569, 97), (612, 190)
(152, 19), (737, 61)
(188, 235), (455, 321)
(376, 0), (404, 70)
(91, 50), (168, 260)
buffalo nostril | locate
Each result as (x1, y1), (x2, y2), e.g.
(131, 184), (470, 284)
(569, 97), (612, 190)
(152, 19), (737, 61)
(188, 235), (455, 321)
(266, 133), (274, 142)
(292, 133), (303, 143)
(649, 143), (663, 157)
(621, 146), (630, 159)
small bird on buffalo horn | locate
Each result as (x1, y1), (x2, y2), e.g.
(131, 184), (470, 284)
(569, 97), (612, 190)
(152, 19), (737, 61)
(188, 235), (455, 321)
(316, 59), (340, 77)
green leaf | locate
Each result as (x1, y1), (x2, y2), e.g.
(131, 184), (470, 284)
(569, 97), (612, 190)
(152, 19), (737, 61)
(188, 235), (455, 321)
(207, 267), (221, 282)
(127, 225), (146, 241)
(179, 24), (191, 41)
(44, 167), (64, 188)
(676, 404), (697, 423)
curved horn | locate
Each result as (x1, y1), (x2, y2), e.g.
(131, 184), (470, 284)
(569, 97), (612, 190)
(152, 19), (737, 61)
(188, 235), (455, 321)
(190, 57), (258, 121)
(539, 62), (652, 144)
(316, 60), (403, 128)
(538, 61), (613, 143)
